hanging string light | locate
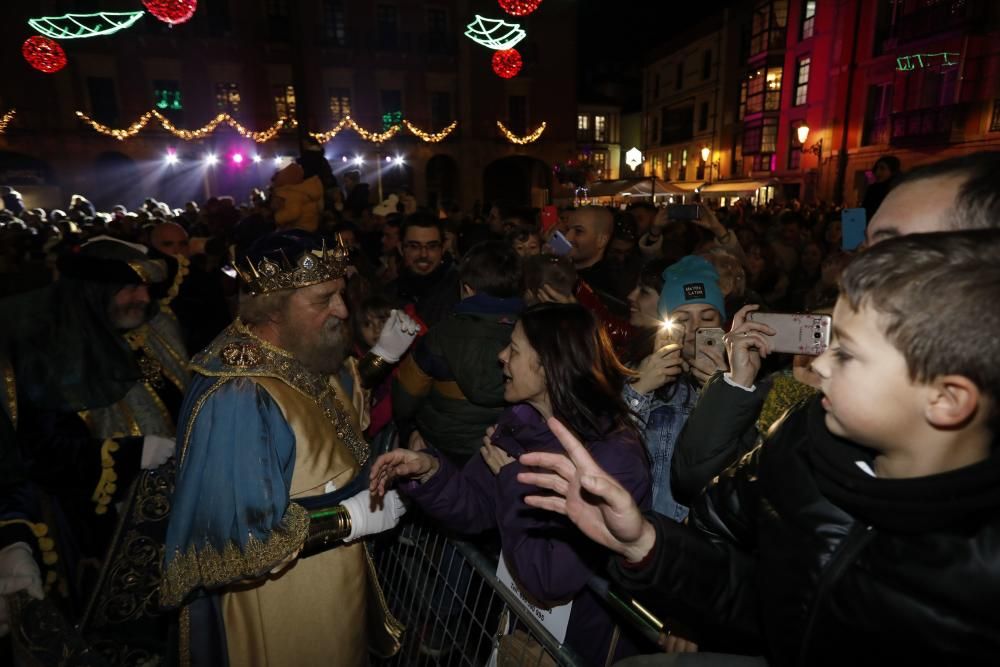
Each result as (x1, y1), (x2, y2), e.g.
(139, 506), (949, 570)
(492, 49), (523, 78)
(23, 36), (67, 73)
(75, 109), (294, 143)
(498, 0), (543, 16)
(402, 119), (457, 142)
(497, 120), (546, 144)
(310, 117), (458, 144)
(0, 109), (16, 134)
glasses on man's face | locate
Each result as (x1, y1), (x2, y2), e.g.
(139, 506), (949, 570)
(403, 241), (443, 253)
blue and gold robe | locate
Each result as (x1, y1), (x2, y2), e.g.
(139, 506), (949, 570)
(162, 319), (400, 666)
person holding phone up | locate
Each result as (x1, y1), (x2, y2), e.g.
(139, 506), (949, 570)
(623, 256), (728, 524)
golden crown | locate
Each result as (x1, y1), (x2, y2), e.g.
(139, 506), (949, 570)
(232, 238), (350, 296)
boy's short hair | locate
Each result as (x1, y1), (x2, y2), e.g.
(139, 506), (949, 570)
(523, 254), (577, 298)
(840, 230), (1000, 427)
(458, 241), (523, 298)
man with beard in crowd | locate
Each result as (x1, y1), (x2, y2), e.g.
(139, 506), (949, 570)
(161, 230), (407, 666)
(0, 236), (187, 664)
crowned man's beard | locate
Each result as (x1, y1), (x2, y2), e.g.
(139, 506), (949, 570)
(282, 316), (349, 376)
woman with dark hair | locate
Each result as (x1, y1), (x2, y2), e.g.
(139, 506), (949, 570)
(370, 303), (651, 665)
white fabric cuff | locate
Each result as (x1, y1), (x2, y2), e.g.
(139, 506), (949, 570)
(723, 372), (756, 393)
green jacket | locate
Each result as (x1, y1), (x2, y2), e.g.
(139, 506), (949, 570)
(392, 295), (522, 465)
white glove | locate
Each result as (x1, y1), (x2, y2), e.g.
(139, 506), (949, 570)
(370, 309), (419, 363)
(340, 489), (407, 542)
(0, 542), (44, 637)
(141, 435), (176, 470)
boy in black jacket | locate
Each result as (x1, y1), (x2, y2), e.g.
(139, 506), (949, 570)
(517, 230), (1000, 666)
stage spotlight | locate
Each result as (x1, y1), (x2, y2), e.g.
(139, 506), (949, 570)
(165, 151), (178, 165)
(393, 155), (405, 165)
(353, 155), (364, 166)
(274, 156), (284, 166)
(204, 153), (218, 166)
(231, 153), (244, 165)
(252, 154), (262, 164)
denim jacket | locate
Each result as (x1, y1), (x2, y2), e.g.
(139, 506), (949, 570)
(624, 379), (698, 522)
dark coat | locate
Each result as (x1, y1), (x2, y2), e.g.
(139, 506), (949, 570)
(403, 404), (652, 666)
(392, 294), (521, 464)
(613, 397), (1000, 666)
(384, 259), (460, 329)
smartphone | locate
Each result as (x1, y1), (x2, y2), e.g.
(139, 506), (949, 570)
(841, 208), (866, 250)
(667, 204), (701, 221)
(695, 327), (725, 358)
(747, 312), (832, 356)
(546, 230), (573, 256)
(540, 205), (559, 232)
(654, 320), (684, 350)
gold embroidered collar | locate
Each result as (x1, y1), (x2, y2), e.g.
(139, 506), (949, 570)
(190, 318), (369, 465)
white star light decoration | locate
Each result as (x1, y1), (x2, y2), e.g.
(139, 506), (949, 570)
(625, 147), (644, 171)
(464, 15), (526, 50)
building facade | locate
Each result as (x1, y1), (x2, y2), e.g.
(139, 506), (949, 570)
(0, 0), (578, 211)
(640, 0), (1000, 206)
(751, 0), (1000, 204)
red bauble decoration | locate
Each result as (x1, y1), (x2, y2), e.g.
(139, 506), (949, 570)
(143, 0), (198, 25)
(22, 36), (67, 74)
(492, 49), (523, 79)
(498, 0), (543, 16)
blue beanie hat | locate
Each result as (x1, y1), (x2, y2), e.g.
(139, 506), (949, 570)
(658, 255), (726, 320)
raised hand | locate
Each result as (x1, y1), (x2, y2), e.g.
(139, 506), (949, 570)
(517, 417), (656, 563)
(632, 343), (684, 394)
(723, 304), (775, 388)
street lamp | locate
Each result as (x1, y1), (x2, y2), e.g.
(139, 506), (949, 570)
(797, 125), (823, 161)
(700, 146), (720, 184)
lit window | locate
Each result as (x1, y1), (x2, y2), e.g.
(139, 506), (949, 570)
(153, 80), (182, 112)
(594, 115), (607, 142)
(577, 115), (589, 131)
(273, 84), (296, 119)
(215, 82), (240, 114)
(795, 58), (810, 106)
(801, 0), (816, 40)
(592, 151), (607, 176)
(329, 88), (351, 121)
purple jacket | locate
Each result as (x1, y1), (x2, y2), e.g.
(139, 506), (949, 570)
(403, 403), (652, 665)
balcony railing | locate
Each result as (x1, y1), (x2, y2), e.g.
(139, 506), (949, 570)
(889, 104), (960, 147)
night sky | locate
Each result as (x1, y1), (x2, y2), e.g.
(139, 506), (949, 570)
(577, 0), (735, 110)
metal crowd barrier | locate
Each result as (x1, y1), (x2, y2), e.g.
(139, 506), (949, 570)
(370, 512), (663, 667)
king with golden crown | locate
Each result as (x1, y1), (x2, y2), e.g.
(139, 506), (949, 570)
(161, 230), (403, 666)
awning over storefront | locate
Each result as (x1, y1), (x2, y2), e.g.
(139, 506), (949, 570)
(585, 178), (686, 197)
(699, 179), (777, 195)
(669, 181), (705, 193)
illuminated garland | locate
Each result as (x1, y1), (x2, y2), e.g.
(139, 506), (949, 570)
(402, 119), (457, 143)
(310, 116), (458, 144)
(75, 109), (295, 143)
(497, 120), (546, 144)
(0, 109), (16, 134)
